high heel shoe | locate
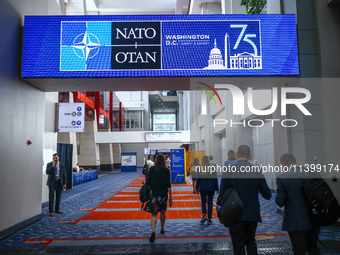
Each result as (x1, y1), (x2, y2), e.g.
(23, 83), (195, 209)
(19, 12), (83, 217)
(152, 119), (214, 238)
(149, 231), (156, 243)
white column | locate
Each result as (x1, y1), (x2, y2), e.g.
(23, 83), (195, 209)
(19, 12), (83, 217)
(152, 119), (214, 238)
(99, 143), (114, 171)
(221, 0), (246, 14)
(112, 143), (121, 169)
(267, 0), (281, 14)
(78, 120), (100, 170)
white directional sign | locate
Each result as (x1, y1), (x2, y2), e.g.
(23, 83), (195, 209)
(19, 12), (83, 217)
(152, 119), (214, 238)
(58, 103), (85, 132)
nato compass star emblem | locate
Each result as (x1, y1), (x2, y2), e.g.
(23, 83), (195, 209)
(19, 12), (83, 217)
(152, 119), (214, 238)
(71, 31), (101, 61)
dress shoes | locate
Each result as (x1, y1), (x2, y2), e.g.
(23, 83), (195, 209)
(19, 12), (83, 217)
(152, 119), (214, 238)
(55, 210), (63, 214)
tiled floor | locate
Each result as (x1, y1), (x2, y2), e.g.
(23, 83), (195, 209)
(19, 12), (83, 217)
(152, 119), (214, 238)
(0, 169), (339, 254)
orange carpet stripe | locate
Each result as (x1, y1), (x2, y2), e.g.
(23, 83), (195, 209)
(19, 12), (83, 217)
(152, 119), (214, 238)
(99, 201), (203, 209)
(82, 210), (217, 221)
(109, 196), (140, 201)
(108, 195), (200, 202)
(117, 191), (197, 195)
(72, 188), (122, 225)
(73, 174), (222, 224)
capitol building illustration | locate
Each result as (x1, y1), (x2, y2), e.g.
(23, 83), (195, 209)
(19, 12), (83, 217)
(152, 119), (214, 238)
(204, 34), (262, 70)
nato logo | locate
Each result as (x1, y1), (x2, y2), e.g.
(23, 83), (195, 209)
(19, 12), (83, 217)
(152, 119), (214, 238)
(60, 21), (161, 71)
(72, 31), (100, 61)
(60, 21), (112, 71)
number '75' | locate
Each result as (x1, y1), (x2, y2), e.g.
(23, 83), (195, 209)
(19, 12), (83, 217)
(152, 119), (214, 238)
(230, 24), (258, 56)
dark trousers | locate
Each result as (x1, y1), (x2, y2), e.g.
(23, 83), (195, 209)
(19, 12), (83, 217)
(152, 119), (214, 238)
(48, 180), (62, 213)
(229, 221), (258, 255)
(288, 225), (320, 255)
(200, 190), (215, 219)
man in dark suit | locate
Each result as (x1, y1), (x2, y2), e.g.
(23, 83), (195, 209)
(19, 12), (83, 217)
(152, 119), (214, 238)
(218, 145), (272, 255)
(46, 153), (67, 216)
(276, 153), (320, 255)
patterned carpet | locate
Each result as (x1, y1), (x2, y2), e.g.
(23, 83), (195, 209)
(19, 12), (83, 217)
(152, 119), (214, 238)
(0, 169), (339, 248)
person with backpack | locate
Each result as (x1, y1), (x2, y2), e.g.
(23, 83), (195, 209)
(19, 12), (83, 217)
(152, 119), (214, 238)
(146, 155), (155, 169)
(144, 154), (172, 243)
(218, 145), (271, 255)
(143, 155), (154, 180)
(276, 153), (321, 255)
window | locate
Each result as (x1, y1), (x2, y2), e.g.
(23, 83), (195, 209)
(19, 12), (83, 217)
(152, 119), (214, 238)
(153, 114), (176, 131)
(122, 110), (143, 129)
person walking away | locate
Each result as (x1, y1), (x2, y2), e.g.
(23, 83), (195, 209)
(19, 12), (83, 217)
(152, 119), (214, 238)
(166, 156), (171, 169)
(190, 158), (200, 194)
(209, 155), (217, 169)
(196, 155), (219, 225)
(225, 150), (237, 167)
(143, 155), (154, 181)
(46, 153), (67, 216)
(276, 153), (321, 255)
(218, 145), (271, 255)
(147, 155), (155, 169)
(145, 154), (172, 243)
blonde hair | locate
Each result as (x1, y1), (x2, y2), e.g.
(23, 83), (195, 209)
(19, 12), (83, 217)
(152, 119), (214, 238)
(228, 150), (236, 160)
(199, 155), (211, 176)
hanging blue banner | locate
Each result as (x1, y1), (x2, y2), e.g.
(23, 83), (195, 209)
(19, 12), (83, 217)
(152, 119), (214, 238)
(22, 14), (299, 78)
(170, 149), (185, 184)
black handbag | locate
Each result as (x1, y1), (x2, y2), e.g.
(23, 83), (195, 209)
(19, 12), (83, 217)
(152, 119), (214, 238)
(142, 162), (149, 175)
(217, 181), (243, 228)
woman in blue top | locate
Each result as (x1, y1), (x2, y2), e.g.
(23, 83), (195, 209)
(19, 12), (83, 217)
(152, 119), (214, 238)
(224, 150), (237, 167)
(196, 156), (219, 225)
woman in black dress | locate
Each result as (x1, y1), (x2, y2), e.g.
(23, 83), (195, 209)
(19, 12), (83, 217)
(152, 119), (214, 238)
(145, 154), (172, 243)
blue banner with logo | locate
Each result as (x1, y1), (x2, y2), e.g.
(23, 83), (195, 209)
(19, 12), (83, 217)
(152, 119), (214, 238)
(121, 152), (137, 172)
(170, 149), (185, 184)
(22, 15), (299, 78)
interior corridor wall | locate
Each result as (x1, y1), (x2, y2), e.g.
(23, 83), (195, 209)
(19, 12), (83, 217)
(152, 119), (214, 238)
(0, 0), (47, 234)
(42, 93), (58, 204)
(252, 123), (276, 189)
(315, 1), (340, 202)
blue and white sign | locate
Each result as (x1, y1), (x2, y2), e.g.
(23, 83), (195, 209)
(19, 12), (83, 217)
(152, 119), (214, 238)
(121, 152), (137, 172)
(22, 15), (299, 78)
(170, 149), (185, 184)
(58, 103), (85, 132)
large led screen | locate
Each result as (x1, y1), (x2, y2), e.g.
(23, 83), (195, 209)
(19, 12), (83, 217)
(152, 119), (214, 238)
(22, 15), (299, 78)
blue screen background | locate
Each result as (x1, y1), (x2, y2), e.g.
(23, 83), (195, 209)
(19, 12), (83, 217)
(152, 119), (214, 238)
(22, 15), (299, 78)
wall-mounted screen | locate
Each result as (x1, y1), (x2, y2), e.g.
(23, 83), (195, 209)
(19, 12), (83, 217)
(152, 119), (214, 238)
(22, 15), (299, 78)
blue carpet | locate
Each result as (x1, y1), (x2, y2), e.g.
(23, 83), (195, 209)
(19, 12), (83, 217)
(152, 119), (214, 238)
(0, 170), (339, 247)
